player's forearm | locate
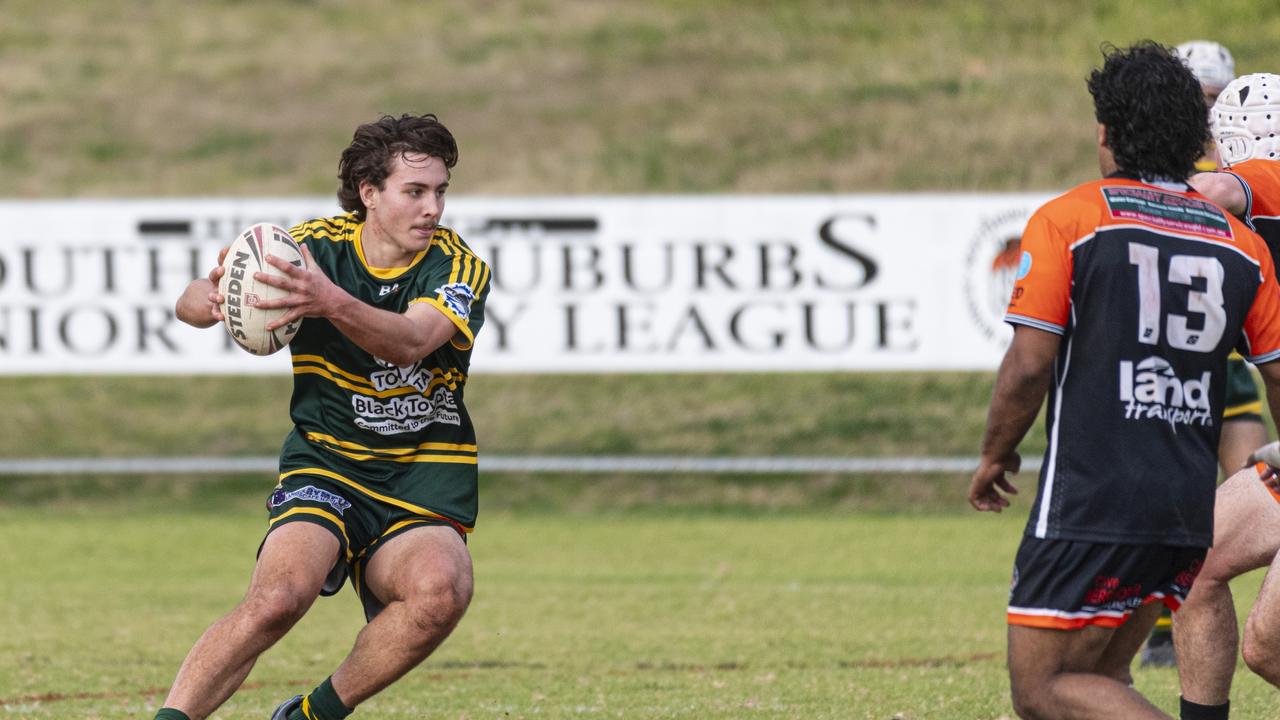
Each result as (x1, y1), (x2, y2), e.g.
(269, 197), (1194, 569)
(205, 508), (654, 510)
(327, 297), (451, 367)
(979, 350), (1052, 462)
(1261, 362), (1280, 429)
(1190, 171), (1247, 216)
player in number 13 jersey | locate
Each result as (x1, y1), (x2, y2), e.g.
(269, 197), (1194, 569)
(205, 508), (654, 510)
(971, 42), (1280, 720)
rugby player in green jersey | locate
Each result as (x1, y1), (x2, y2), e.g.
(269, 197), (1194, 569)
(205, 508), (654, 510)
(1139, 39), (1270, 672)
(156, 114), (490, 720)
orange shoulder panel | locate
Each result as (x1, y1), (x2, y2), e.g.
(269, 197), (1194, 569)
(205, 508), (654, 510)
(1231, 159), (1280, 217)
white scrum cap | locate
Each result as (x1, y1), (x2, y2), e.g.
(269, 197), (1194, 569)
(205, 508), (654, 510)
(1176, 40), (1236, 94)
(1211, 73), (1280, 166)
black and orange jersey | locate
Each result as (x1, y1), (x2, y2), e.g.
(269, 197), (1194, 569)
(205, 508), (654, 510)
(1006, 174), (1280, 546)
(1226, 158), (1280, 268)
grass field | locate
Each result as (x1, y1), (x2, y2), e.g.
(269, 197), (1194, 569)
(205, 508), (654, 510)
(10, 2), (1280, 717)
(6, 2), (1280, 198)
(1, 504), (1276, 719)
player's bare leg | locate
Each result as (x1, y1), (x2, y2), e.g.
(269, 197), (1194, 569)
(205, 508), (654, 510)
(1096, 601), (1163, 685)
(329, 524), (473, 707)
(1175, 467), (1280, 706)
(1243, 546), (1280, 687)
(1008, 620), (1170, 719)
(160, 522), (340, 720)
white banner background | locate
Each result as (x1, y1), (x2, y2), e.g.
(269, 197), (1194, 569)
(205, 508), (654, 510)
(0, 195), (1053, 374)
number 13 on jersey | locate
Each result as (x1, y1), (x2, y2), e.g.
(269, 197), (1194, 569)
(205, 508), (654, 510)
(1129, 242), (1226, 352)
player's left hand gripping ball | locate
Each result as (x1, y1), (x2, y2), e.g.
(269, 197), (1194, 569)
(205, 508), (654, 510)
(218, 223), (305, 355)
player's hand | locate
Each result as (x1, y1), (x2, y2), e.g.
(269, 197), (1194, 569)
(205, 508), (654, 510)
(204, 247), (229, 322)
(254, 244), (347, 329)
(1247, 441), (1280, 490)
(968, 453), (1021, 513)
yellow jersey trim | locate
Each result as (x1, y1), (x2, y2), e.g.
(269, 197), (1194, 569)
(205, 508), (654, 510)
(303, 430), (477, 455)
(279, 467), (474, 533)
(1224, 401), (1263, 418)
(411, 297), (476, 350)
(268, 507), (352, 561)
(353, 222), (433, 280)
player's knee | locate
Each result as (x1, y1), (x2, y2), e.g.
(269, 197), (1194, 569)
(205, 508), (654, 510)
(403, 575), (471, 638)
(1009, 678), (1051, 720)
(1242, 620), (1280, 679)
(242, 584), (313, 633)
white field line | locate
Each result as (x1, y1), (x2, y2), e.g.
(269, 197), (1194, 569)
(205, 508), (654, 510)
(0, 455), (1042, 475)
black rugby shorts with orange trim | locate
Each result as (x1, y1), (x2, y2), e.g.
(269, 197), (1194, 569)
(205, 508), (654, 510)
(1006, 536), (1206, 630)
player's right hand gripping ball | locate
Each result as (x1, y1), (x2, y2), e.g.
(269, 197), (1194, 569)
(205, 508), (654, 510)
(218, 223), (304, 355)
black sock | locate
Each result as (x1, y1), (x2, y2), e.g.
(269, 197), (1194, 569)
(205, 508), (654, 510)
(154, 709), (192, 720)
(1180, 697), (1229, 720)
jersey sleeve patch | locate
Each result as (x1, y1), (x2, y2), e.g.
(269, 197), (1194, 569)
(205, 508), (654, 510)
(1005, 211), (1073, 330)
(1101, 186), (1232, 238)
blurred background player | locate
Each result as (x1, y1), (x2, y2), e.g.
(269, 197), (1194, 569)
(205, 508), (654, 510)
(969, 41), (1280, 720)
(1172, 73), (1280, 720)
(1141, 39), (1267, 670)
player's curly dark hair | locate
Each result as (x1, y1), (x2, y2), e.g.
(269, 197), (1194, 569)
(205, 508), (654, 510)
(1087, 41), (1209, 180)
(337, 113), (458, 221)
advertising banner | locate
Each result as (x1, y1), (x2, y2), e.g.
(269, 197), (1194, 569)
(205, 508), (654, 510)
(0, 195), (1050, 373)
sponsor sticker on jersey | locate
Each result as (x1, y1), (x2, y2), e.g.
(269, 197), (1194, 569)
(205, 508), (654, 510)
(268, 485), (353, 515)
(1102, 186), (1231, 239)
(1118, 356), (1213, 429)
(351, 385), (462, 435)
(434, 282), (476, 320)
(1016, 251), (1032, 280)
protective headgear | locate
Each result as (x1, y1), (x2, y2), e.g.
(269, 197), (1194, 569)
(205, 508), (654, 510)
(1211, 73), (1280, 166)
(1175, 40), (1236, 94)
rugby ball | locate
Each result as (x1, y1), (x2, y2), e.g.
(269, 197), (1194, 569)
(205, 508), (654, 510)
(218, 223), (304, 356)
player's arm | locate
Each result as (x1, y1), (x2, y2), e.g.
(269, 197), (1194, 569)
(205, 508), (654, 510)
(1249, 361), (1280, 488)
(255, 245), (457, 365)
(1190, 171), (1248, 216)
(969, 325), (1060, 513)
(174, 249), (228, 328)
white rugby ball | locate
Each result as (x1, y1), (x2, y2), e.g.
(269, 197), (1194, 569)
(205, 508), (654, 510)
(218, 223), (304, 356)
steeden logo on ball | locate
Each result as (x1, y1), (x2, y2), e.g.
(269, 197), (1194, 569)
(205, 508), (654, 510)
(218, 223), (305, 356)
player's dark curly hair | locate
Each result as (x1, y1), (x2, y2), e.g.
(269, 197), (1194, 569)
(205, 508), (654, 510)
(337, 113), (459, 221)
(1087, 41), (1209, 180)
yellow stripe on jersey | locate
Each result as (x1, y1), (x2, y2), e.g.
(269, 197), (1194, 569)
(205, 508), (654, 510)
(291, 216), (357, 243)
(312, 444), (479, 465)
(411, 297), (476, 350)
(292, 356), (465, 396)
(292, 354), (377, 388)
(1224, 401), (1263, 418)
(474, 258), (491, 296)
(292, 365), (424, 399)
(303, 430), (477, 456)
(268, 507), (353, 561)
(279, 467), (475, 532)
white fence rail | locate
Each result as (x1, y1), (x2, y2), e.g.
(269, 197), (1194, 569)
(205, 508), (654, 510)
(0, 455), (1038, 475)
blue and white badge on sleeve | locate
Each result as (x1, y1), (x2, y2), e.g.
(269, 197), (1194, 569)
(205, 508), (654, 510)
(1016, 251), (1033, 280)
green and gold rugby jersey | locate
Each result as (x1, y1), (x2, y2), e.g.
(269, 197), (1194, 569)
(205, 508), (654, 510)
(282, 214), (490, 527)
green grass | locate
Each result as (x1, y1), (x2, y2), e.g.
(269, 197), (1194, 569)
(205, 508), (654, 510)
(0, 372), (1018, 458)
(6, 2), (1280, 197)
(1, 507), (1276, 719)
